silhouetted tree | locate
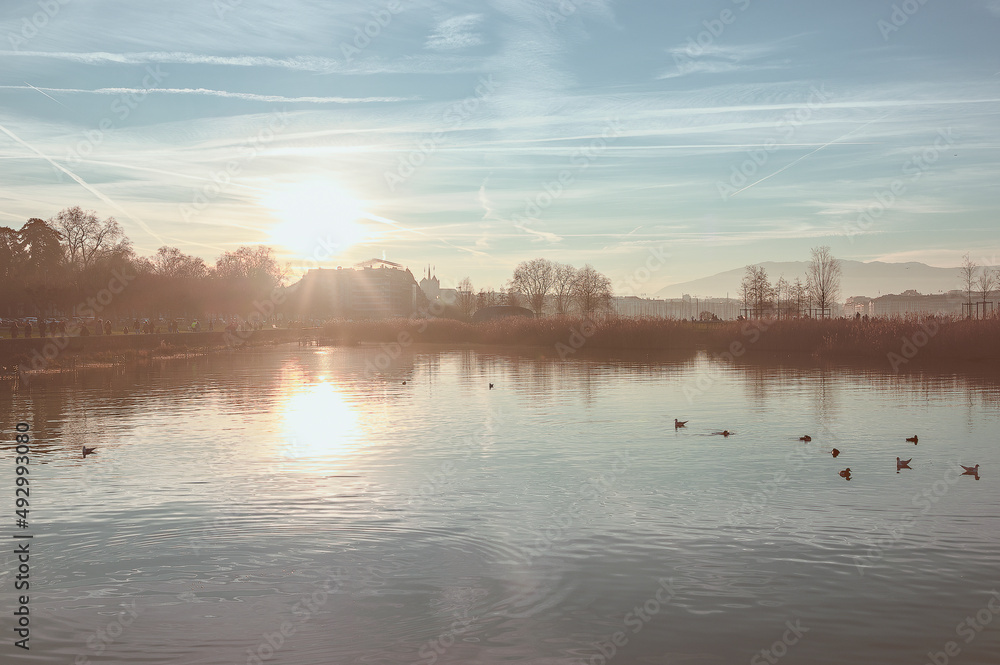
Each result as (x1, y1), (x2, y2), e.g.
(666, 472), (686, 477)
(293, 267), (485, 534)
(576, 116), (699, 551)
(775, 276), (789, 318)
(153, 246), (208, 278)
(807, 246), (841, 317)
(791, 277), (809, 318)
(552, 263), (577, 315)
(511, 258), (556, 317)
(959, 253), (977, 318)
(570, 265), (612, 316)
(740, 265), (773, 318)
(976, 266), (997, 318)
(455, 277), (477, 319)
(50, 207), (127, 272)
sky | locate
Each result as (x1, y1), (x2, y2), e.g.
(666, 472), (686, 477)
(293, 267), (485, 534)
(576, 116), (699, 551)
(1, 0), (998, 295)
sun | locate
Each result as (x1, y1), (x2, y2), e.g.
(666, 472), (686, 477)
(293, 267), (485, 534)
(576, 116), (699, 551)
(263, 179), (369, 259)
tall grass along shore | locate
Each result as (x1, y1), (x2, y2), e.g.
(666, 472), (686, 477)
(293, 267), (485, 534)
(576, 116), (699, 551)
(319, 315), (1000, 364)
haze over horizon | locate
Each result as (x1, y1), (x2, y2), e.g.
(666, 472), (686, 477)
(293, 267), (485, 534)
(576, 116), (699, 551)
(1, 0), (998, 295)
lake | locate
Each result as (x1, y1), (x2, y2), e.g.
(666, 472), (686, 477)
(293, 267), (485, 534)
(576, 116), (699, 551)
(3, 345), (999, 664)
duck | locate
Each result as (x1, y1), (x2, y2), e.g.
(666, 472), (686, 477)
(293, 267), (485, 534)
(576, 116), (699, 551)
(961, 464), (980, 474)
(831, 448), (840, 458)
(896, 457), (912, 471)
(674, 419), (688, 428)
(402, 381), (407, 385)
(906, 435), (918, 444)
(839, 468), (851, 479)
(489, 383), (494, 389)
(721, 430), (731, 437)
(799, 435), (811, 442)
(82, 445), (97, 458)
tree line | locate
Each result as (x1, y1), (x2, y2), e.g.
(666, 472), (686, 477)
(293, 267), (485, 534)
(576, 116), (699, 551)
(739, 246), (842, 319)
(1, 207), (285, 321)
(959, 254), (998, 318)
(451, 259), (613, 319)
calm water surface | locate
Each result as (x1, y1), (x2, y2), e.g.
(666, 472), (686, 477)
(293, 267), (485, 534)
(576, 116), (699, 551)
(2, 346), (999, 664)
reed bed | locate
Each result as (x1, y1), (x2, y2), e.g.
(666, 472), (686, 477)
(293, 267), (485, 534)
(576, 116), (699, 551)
(320, 315), (1000, 363)
(704, 316), (1000, 362)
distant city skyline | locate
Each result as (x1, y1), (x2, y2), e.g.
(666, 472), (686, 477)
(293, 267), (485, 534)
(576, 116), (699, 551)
(1, 0), (998, 294)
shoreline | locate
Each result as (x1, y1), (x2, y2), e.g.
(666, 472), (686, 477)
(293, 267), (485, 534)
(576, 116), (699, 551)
(3, 316), (998, 388)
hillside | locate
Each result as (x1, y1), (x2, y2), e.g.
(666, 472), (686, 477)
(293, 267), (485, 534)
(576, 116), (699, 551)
(654, 260), (968, 300)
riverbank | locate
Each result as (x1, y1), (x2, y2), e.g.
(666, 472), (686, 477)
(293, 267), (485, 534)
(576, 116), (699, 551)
(0, 328), (314, 381)
(4, 316), (996, 383)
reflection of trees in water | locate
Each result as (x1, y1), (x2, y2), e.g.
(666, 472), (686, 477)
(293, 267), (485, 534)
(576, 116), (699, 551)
(729, 355), (1000, 417)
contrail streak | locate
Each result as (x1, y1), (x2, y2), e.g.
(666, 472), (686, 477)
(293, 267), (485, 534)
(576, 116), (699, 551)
(730, 114), (891, 197)
(0, 121), (168, 246)
(24, 81), (69, 108)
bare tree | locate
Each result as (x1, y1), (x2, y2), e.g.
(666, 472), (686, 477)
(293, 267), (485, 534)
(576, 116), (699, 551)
(791, 277), (809, 318)
(503, 282), (521, 308)
(959, 253), (978, 318)
(740, 265), (773, 318)
(740, 268), (753, 317)
(975, 266), (997, 318)
(153, 246), (208, 278)
(455, 277), (477, 319)
(552, 263), (578, 315)
(511, 258), (556, 317)
(215, 245), (286, 286)
(807, 246), (841, 317)
(775, 276), (789, 319)
(50, 207), (129, 271)
(570, 265), (612, 316)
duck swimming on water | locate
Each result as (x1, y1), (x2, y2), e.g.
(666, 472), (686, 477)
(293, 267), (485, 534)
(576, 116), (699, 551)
(82, 445), (97, 458)
(906, 435), (918, 444)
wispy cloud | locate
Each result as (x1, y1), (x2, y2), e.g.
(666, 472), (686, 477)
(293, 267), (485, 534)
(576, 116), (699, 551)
(425, 15), (486, 51)
(0, 50), (480, 75)
(0, 85), (410, 104)
(660, 42), (789, 80)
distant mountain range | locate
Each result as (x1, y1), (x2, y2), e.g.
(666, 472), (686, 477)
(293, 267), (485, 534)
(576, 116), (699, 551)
(654, 261), (969, 300)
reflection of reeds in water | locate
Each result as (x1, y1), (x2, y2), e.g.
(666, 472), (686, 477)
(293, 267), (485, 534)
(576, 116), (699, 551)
(320, 316), (704, 350)
(320, 315), (1000, 362)
(707, 316), (1000, 362)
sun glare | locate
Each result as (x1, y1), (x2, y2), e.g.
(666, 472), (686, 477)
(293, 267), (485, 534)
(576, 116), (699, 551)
(280, 381), (362, 461)
(263, 179), (369, 259)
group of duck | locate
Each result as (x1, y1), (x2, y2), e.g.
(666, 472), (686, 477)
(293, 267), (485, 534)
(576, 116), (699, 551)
(672, 419), (981, 481)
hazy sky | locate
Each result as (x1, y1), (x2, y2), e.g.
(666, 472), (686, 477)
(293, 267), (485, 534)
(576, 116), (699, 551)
(1, 0), (998, 294)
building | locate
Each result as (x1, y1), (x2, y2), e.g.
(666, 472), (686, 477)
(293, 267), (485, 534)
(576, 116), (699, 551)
(612, 295), (741, 320)
(418, 266), (457, 305)
(868, 290), (967, 317)
(285, 259), (425, 319)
